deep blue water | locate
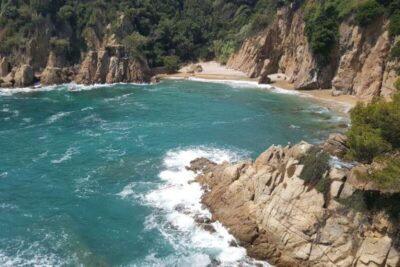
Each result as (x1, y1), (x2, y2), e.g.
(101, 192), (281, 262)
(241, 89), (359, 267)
(0, 80), (346, 266)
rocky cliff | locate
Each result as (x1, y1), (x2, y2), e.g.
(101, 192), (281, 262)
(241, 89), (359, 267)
(190, 141), (400, 267)
(74, 45), (150, 85)
(227, 7), (399, 100)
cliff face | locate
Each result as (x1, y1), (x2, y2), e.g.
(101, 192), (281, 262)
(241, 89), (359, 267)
(0, 12), (151, 88)
(192, 142), (400, 267)
(74, 45), (150, 85)
(227, 7), (399, 100)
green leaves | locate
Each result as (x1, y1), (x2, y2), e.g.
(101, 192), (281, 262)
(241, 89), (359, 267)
(355, 0), (384, 26)
(304, 4), (338, 63)
(346, 94), (400, 163)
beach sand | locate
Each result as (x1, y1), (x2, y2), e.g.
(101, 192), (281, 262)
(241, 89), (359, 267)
(161, 61), (363, 113)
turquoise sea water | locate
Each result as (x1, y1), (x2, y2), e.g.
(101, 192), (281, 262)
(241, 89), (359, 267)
(0, 80), (347, 267)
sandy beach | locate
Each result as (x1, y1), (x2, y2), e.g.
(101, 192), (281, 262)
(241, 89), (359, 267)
(161, 61), (361, 114)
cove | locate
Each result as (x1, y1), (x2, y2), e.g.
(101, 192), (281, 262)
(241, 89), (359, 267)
(0, 80), (347, 266)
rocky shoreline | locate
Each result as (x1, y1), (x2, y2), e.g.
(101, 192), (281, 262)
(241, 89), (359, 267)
(0, 45), (152, 89)
(189, 136), (400, 267)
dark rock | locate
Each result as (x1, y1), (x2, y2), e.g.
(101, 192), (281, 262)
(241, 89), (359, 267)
(186, 157), (216, 173)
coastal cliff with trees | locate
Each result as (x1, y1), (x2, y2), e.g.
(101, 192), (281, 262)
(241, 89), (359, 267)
(0, 0), (399, 97)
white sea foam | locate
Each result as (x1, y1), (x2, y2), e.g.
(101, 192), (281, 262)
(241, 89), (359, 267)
(46, 111), (72, 124)
(0, 81), (151, 96)
(51, 147), (79, 164)
(140, 146), (271, 266)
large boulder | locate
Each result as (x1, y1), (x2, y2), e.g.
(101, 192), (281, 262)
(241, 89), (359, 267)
(41, 67), (73, 85)
(14, 65), (34, 87)
(322, 133), (348, 157)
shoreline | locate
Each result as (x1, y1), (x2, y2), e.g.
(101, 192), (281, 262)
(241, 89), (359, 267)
(161, 74), (357, 115)
(160, 61), (362, 115)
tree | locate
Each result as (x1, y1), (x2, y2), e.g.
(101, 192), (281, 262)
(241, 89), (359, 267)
(163, 55), (180, 73)
(355, 0), (384, 26)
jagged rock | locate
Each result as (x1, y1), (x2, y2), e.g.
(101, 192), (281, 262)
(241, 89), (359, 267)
(258, 70), (272, 84)
(322, 133), (348, 158)
(227, 6), (394, 100)
(75, 45), (150, 85)
(330, 180), (344, 198)
(193, 141), (400, 267)
(41, 67), (73, 85)
(186, 158), (216, 173)
(14, 65), (34, 87)
(75, 51), (98, 85)
(339, 182), (355, 199)
(150, 75), (160, 84)
(0, 57), (10, 77)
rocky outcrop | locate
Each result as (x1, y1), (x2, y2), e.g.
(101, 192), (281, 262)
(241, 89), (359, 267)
(227, 7), (398, 100)
(75, 45), (151, 84)
(0, 57), (10, 77)
(192, 142), (400, 267)
(14, 65), (34, 87)
(40, 67), (76, 86)
(322, 133), (349, 158)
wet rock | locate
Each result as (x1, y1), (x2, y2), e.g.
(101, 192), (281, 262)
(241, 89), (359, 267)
(201, 223), (216, 233)
(187, 158), (216, 173)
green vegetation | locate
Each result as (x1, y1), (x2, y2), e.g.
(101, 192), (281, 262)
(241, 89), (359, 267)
(347, 93), (400, 163)
(389, 10), (400, 36)
(303, 0), (400, 62)
(0, 0), (283, 68)
(0, 0), (398, 68)
(299, 147), (330, 188)
(162, 55), (180, 73)
(369, 156), (400, 191)
(395, 78), (400, 90)
(391, 41), (400, 59)
(355, 0), (384, 26)
(304, 4), (338, 63)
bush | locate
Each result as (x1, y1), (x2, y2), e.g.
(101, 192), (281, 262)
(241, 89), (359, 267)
(162, 55), (180, 73)
(213, 40), (236, 65)
(389, 11), (400, 37)
(299, 146), (330, 186)
(122, 32), (148, 60)
(50, 37), (70, 49)
(347, 124), (392, 163)
(355, 0), (384, 26)
(346, 94), (400, 162)
(391, 41), (400, 59)
(395, 78), (400, 90)
(369, 156), (400, 191)
(304, 4), (338, 63)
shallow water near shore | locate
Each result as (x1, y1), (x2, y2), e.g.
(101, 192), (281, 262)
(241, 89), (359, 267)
(0, 80), (347, 266)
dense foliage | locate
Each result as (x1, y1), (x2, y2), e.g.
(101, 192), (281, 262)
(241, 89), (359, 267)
(355, 0), (384, 26)
(0, 0), (283, 67)
(347, 94), (400, 163)
(304, 4), (338, 63)
(0, 0), (399, 68)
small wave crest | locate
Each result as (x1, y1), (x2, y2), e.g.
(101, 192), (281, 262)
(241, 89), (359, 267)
(51, 147), (79, 164)
(46, 111), (72, 124)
